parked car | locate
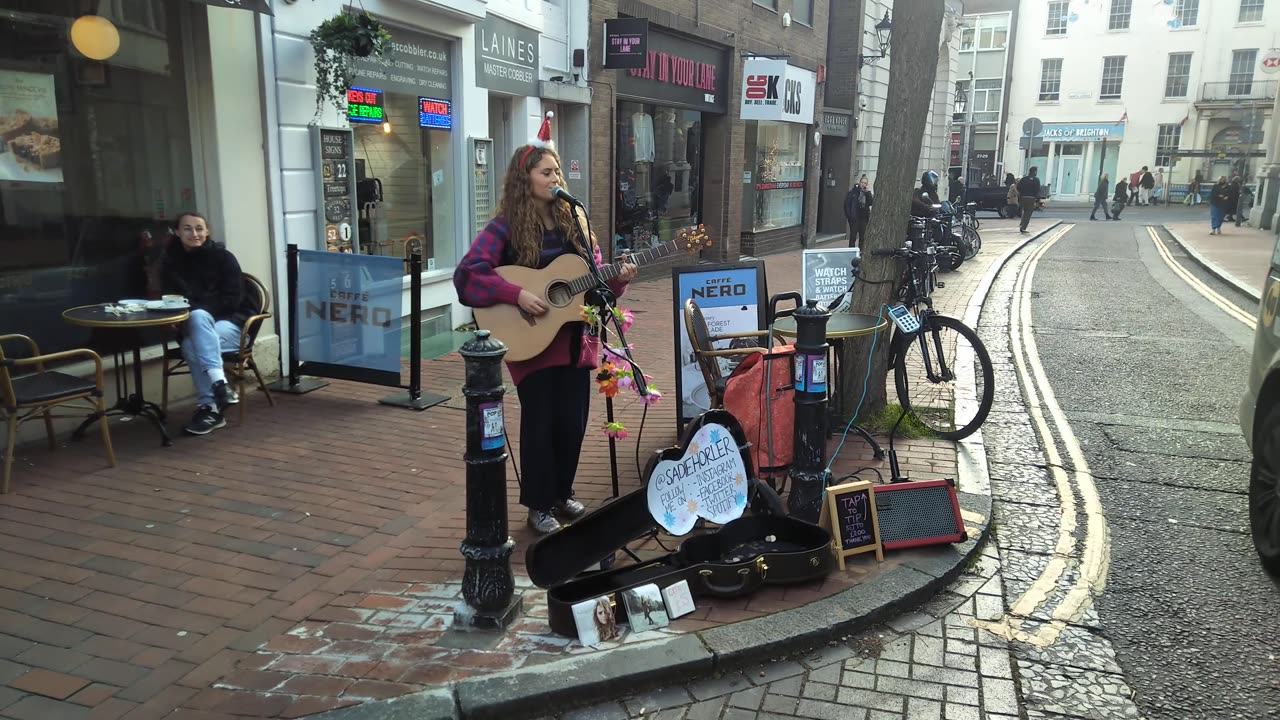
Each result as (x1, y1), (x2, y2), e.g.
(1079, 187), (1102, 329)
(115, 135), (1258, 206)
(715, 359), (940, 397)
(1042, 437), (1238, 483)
(960, 183), (1052, 217)
(1240, 228), (1280, 576)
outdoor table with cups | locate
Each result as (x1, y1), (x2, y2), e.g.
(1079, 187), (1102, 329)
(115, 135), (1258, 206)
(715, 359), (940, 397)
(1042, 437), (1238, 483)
(61, 295), (191, 446)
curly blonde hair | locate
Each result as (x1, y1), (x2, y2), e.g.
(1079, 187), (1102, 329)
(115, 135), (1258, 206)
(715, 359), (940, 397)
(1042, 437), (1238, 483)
(496, 145), (593, 267)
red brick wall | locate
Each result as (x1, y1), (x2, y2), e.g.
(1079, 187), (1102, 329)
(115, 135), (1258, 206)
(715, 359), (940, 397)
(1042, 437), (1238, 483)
(589, 0), (830, 277)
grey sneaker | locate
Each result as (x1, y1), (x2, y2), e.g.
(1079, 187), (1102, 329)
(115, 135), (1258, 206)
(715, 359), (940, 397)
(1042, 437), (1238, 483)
(528, 510), (561, 535)
(553, 498), (587, 519)
(184, 406), (226, 436)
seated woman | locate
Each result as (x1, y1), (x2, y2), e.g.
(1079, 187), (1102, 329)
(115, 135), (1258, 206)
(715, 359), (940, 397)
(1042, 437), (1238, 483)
(161, 212), (256, 436)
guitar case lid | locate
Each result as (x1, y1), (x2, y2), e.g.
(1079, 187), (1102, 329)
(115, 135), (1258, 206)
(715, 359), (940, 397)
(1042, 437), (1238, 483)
(525, 409), (758, 589)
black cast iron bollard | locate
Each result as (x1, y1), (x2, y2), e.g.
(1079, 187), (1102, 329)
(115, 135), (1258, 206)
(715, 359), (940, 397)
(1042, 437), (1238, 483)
(456, 330), (522, 630)
(787, 299), (832, 523)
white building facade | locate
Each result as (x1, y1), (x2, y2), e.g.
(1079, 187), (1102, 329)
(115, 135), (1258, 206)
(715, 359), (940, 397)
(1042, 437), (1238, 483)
(263, 0), (590, 364)
(1004, 0), (1278, 202)
(954, 7), (1014, 186)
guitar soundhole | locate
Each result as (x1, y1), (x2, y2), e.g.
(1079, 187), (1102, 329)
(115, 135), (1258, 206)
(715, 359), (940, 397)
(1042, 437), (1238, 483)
(547, 281), (574, 307)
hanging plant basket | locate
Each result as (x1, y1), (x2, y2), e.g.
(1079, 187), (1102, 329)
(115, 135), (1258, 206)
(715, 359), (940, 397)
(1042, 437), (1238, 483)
(309, 10), (392, 119)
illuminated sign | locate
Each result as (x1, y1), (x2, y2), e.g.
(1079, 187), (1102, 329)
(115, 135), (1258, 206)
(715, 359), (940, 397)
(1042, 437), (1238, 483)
(347, 87), (384, 124)
(419, 97), (452, 129)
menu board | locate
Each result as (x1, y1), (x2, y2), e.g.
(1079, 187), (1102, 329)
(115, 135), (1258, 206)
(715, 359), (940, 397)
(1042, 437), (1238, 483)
(0, 70), (61, 184)
(313, 127), (357, 252)
(819, 480), (883, 568)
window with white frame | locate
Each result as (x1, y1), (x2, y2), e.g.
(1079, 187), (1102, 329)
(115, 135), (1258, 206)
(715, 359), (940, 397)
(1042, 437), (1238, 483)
(1155, 124), (1182, 166)
(794, 0), (814, 25)
(979, 18), (1008, 49)
(971, 79), (1003, 122)
(1109, 0), (1133, 29)
(1229, 49), (1258, 95)
(1046, 1), (1069, 35)
(1100, 56), (1125, 99)
(1039, 58), (1063, 102)
(961, 28), (975, 51)
(1239, 0), (1265, 21)
(1175, 0), (1199, 26)
(1164, 53), (1192, 98)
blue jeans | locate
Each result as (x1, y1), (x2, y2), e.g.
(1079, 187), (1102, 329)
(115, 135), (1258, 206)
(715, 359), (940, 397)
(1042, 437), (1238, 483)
(182, 310), (241, 407)
(1210, 205), (1225, 230)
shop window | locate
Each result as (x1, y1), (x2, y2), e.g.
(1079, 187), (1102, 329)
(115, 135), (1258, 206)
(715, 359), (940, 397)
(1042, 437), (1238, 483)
(752, 121), (807, 232)
(614, 102), (703, 257)
(0, 1), (195, 356)
(351, 93), (455, 274)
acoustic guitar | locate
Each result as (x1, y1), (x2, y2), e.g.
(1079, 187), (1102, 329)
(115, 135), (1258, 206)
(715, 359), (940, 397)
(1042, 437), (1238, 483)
(473, 225), (711, 361)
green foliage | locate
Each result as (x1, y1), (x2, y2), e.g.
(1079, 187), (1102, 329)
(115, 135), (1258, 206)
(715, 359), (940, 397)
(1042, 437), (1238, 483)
(855, 402), (938, 440)
(309, 11), (393, 120)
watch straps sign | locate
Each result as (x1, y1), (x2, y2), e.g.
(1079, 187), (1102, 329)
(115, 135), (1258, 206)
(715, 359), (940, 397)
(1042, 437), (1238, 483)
(647, 422), (748, 535)
(187, 0), (274, 15)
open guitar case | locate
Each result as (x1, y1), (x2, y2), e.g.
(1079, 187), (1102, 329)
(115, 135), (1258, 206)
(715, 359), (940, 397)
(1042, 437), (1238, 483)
(525, 409), (836, 637)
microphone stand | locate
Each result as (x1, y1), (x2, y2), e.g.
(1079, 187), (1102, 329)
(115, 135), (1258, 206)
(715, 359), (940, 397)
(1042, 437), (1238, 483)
(563, 198), (650, 501)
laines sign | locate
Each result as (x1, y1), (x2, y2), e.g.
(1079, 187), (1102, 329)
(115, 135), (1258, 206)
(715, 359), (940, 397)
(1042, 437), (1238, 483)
(740, 57), (815, 125)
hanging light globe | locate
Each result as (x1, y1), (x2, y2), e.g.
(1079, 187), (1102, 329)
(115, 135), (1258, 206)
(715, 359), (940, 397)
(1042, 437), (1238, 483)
(70, 15), (121, 61)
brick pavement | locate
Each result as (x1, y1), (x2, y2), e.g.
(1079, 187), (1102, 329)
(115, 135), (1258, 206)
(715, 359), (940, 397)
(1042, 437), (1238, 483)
(0, 217), (1051, 719)
(553, 540), (1017, 720)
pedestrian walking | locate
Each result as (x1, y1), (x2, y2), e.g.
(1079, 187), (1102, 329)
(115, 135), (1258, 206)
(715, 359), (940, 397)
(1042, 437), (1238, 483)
(844, 175), (873, 249)
(1186, 171), (1202, 206)
(1128, 170), (1141, 205)
(1111, 178), (1128, 220)
(1017, 167), (1041, 233)
(1209, 176), (1231, 235)
(1138, 166), (1155, 205)
(1091, 174), (1112, 220)
(1228, 176), (1243, 225)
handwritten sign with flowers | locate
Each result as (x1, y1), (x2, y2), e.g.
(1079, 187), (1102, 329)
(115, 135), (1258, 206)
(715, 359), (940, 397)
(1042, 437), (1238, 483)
(646, 423), (748, 535)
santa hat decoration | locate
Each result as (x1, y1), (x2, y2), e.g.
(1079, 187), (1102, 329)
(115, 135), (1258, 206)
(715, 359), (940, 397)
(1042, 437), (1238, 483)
(520, 111), (555, 167)
(532, 111), (554, 148)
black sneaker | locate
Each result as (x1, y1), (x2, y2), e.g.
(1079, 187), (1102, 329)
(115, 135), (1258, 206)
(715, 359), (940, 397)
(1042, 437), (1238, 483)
(212, 381), (231, 413)
(184, 406), (226, 436)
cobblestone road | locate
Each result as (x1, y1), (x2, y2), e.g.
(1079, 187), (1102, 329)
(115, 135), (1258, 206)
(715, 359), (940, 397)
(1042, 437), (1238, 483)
(551, 541), (1021, 720)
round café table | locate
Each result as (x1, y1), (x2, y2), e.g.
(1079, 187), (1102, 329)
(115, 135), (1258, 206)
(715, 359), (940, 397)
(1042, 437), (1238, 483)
(772, 312), (890, 457)
(63, 304), (191, 447)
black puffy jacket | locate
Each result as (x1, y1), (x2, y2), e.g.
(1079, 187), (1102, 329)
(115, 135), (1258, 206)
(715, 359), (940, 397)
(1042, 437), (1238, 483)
(161, 237), (252, 325)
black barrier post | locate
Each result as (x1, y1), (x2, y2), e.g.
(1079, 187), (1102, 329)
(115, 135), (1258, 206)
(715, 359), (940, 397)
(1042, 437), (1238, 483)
(270, 243), (329, 395)
(787, 299), (832, 523)
(601, 325), (621, 499)
(454, 330), (522, 630)
(379, 252), (448, 410)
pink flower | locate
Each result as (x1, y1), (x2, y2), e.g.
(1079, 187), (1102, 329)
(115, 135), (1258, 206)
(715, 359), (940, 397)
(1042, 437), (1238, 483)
(639, 385), (663, 406)
(619, 308), (636, 333)
(604, 421), (628, 439)
(618, 373), (634, 390)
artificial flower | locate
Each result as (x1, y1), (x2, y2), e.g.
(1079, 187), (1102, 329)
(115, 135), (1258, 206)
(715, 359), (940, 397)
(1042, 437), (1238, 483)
(604, 421), (628, 439)
(639, 385), (663, 406)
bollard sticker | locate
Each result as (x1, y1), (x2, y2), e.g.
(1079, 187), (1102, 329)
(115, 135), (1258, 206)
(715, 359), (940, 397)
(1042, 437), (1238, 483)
(480, 401), (505, 450)
(793, 354), (827, 394)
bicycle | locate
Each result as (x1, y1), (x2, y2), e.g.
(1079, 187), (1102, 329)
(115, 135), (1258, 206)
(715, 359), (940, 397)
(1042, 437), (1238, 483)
(870, 241), (994, 440)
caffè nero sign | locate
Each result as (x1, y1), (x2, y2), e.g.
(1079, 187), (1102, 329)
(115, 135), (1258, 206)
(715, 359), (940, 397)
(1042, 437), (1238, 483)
(475, 14), (539, 96)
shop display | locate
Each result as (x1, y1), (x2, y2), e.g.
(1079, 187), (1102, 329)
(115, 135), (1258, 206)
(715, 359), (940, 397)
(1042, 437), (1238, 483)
(0, 70), (62, 182)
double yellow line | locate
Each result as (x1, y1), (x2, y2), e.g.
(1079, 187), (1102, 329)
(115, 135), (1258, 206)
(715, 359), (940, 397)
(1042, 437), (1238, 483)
(977, 224), (1111, 648)
(1147, 226), (1256, 330)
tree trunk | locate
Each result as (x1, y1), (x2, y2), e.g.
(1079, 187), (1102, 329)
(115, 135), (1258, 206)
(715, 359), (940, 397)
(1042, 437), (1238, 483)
(838, 2), (946, 422)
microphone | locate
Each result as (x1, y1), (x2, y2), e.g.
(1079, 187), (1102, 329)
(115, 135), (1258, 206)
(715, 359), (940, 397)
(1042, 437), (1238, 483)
(552, 186), (584, 207)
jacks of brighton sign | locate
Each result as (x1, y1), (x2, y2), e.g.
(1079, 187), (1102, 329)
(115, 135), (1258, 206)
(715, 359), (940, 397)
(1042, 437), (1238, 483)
(740, 57), (816, 125)
(647, 422), (748, 535)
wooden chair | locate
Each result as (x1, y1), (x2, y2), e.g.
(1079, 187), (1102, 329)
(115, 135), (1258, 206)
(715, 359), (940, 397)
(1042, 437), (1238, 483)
(161, 273), (276, 422)
(683, 298), (774, 409)
(1, 335), (115, 493)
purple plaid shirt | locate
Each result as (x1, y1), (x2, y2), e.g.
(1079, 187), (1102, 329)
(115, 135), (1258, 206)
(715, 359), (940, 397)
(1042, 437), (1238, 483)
(454, 217), (628, 385)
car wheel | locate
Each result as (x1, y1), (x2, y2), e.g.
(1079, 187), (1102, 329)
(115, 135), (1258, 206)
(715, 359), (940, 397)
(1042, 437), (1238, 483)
(1250, 405), (1280, 576)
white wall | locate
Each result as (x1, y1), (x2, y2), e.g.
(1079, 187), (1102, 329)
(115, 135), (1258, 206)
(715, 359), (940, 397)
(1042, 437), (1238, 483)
(854, 0), (893, 187)
(266, 0), (487, 334)
(1005, 0), (1279, 197)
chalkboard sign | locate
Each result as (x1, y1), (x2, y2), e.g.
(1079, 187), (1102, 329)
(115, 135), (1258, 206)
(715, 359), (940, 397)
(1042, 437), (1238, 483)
(819, 481), (883, 568)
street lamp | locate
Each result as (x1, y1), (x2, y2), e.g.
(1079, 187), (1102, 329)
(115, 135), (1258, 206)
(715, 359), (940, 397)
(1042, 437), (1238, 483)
(857, 12), (893, 67)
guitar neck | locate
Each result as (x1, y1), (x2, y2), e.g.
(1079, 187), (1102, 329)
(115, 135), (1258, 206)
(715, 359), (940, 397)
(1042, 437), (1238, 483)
(566, 240), (679, 296)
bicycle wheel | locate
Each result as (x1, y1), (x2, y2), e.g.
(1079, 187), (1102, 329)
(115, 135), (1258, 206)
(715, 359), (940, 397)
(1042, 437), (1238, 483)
(893, 314), (994, 440)
(961, 226), (980, 260)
